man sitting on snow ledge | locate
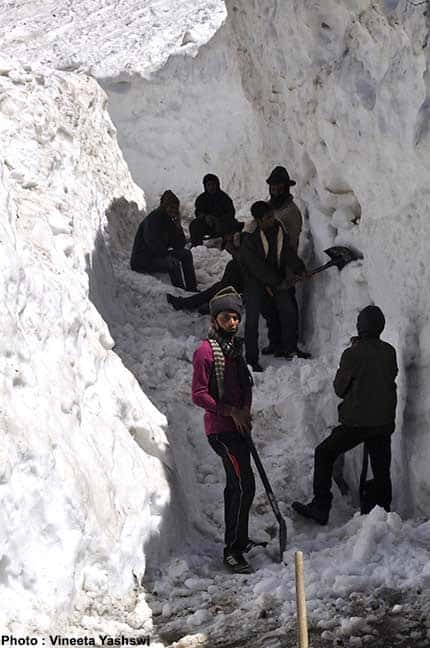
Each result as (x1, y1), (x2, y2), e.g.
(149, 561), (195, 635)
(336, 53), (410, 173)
(293, 305), (398, 525)
(130, 190), (197, 291)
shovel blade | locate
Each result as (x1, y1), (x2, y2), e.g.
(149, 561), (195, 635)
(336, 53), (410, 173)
(324, 245), (363, 271)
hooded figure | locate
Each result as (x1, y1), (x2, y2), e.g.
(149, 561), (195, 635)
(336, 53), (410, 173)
(192, 287), (257, 574)
(189, 174), (241, 246)
(130, 190), (197, 291)
(293, 304), (398, 526)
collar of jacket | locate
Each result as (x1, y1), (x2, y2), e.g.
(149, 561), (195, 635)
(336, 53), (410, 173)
(259, 224), (284, 267)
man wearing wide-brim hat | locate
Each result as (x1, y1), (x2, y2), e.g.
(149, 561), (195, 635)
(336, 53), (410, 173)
(266, 166), (303, 255)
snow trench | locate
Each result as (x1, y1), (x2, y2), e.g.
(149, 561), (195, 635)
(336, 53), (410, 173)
(99, 0), (430, 520)
(1, 0), (430, 640)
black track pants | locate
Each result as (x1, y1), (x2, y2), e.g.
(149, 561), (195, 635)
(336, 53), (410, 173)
(208, 431), (256, 552)
(313, 424), (394, 510)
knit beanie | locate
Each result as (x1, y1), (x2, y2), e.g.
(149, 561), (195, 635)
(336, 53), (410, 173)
(357, 305), (385, 338)
(209, 286), (243, 319)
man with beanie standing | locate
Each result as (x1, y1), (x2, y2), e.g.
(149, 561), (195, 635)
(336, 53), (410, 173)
(293, 305), (398, 525)
(130, 190), (197, 291)
(189, 174), (241, 247)
(240, 201), (310, 371)
(192, 287), (256, 573)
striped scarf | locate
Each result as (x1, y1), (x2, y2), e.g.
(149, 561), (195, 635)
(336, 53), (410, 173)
(207, 327), (251, 401)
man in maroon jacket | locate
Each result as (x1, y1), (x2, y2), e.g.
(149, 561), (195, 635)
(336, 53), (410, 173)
(192, 286), (256, 573)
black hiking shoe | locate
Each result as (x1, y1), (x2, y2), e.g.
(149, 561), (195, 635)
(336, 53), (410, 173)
(275, 348), (311, 360)
(262, 344), (278, 356)
(166, 294), (184, 311)
(198, 303), (210, 315)
(292, 500), (330, 525)
(243, 539), (268, 553)
(273, 349), (293, 360)
(294, 347), (312, 359)
(249, 362), (264, 373)
(223, 551), (252, 574)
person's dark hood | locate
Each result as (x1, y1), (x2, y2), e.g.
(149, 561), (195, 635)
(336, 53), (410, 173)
(203, 173), (221, 191)
(160, 190), (180, 208)
(357, 305), (385, 338)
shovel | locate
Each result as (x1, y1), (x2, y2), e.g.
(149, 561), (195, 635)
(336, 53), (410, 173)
(247, 436), (287, 562)
(288, 245), (362, 288)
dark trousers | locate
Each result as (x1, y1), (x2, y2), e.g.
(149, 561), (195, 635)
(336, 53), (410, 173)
(189, 218), (217, 246)
(313, 424), (394, 510)
(208, 431), (256, 552)
(244, 283), (299, 363)
(132, 249), (197, 291)
(173, 259), (243, 310)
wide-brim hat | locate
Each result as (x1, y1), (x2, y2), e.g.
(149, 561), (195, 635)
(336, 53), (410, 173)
(266, 166), (296, 186)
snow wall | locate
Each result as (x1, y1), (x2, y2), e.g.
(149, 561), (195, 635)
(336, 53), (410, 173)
(1, 0), (430, 632)
(0, 63), (180, 631)
(100, 0), (430, 517)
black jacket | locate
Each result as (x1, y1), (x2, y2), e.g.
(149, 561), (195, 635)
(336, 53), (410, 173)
(195, 190), (235, 223)
(130, 207), (186, 269)
(239, 223), (306, 288)
(334, 338), (398, 427)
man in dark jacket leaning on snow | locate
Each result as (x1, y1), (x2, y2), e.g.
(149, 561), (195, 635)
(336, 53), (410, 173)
(293, 305), (398, 525)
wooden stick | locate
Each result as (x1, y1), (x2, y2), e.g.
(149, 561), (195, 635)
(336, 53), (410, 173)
(295, 551), (309, 648)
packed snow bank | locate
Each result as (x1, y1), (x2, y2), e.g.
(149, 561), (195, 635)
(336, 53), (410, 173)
(99, 23), (266, 210)
(0, 61), (172, 631)
(0, 0), (226, 78)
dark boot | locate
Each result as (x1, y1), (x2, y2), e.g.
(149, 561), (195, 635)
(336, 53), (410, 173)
(273, 349), (293, 360)
(292, 499), (330, 525)
(166, 294), (186, 311)
(294, 347), (312, 359)
(262, 344), (278, 356)
(243, 539), (268, 552)
(249, 362), (264, 373)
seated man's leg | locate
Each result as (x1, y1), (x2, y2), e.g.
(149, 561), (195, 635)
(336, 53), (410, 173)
(366, 431), (393, 512)
(171, 248), (197, 291)
(168, 281), (222, 311)
(148, 254), (185, 289)
(274, 287), (299, 354)
(244, 282), (264, 367)
(189, 219), (209, 246)
(221, 260), (243, 294)
(130, 257), (149, 274)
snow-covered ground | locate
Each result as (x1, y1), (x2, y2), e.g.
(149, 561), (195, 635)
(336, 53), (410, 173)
(1, 0), (430, 645)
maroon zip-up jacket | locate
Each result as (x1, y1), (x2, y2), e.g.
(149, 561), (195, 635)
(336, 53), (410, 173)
(192, 340), (252, 436)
